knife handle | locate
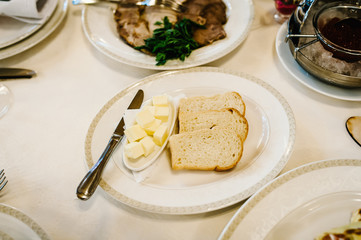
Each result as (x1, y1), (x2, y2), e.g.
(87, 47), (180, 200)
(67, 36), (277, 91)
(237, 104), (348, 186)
(76, 134), (122, 200)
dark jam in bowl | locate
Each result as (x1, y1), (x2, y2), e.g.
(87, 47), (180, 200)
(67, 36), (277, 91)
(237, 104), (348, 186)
(319, 17), (361, 62)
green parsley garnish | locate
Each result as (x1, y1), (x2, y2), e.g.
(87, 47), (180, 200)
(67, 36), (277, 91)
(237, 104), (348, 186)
(135, 16), (203, 66)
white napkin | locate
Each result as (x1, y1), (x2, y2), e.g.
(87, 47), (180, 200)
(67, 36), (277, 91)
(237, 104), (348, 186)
(0, 0), (57, 24)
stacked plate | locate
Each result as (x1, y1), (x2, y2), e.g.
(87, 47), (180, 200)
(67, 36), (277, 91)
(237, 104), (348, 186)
(0, 0), (68, 60)
(0, 203), (50, 240)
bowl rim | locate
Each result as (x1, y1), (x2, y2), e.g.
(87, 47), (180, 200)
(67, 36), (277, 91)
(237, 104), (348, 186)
(312, 2), (361, 56)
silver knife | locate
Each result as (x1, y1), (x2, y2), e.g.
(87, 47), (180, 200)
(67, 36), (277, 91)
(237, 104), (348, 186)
(76, 89), (144, 200)
(0, 68), (36, 79)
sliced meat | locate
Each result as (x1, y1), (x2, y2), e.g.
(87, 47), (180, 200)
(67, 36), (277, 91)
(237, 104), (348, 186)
(114, 7), (139, 24)
(193, 24), (226, 46)
(144, 7), (177, 33)
(113, 0), (228, 50)
(179, 0), (227, 45)
(202, 2), (227, 25)
(119, 21), (151, 47)
(114, 6), (151, 47)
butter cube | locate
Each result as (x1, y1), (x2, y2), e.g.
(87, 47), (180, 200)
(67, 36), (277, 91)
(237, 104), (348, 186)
(124, 142), (144, 159)
(136, 109), (155, 128)
(140, 136), (156, 157)
(143, 106), (155, 115)
(152, 95), (168, 106)
(124, 124), (147, 142)
(144, 118), (162, 135)
(153, 123), (168, 146)
(154, 106), (169, 122)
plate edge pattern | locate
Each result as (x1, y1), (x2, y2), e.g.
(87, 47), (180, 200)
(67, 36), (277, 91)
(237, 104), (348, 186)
(0, 204), (51, 240)
(218, 158), (361, 240)
(84, 66), (296, 214)
(0, 0), (68, 60)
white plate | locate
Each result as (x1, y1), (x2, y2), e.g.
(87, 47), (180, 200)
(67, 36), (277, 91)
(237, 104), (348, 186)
(218, 159), (361, 240)
(0, 0), (68, 60)
(0, 0), (57, 49)
(84, 67), (295, 214)
(0, 204), (50, 240)
(0, 17), (41, 49)
(81, 0), (254, 70)
(275, 22), (361, 102)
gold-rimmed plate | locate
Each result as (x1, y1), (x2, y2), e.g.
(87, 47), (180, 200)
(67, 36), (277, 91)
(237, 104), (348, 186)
(81, 0), (254, 70)
(0, 204), (50, 240)
(83, 67), (295, 214)
(219, 159), (361, 240)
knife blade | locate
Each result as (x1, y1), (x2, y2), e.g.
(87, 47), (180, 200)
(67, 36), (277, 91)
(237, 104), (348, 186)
(0, 68), (36, 79)
(76, 89), (144, 200)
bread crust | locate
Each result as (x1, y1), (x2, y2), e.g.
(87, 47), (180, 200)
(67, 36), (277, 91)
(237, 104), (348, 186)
(178, 91), (246, 117)
(169, 128), (243, 171)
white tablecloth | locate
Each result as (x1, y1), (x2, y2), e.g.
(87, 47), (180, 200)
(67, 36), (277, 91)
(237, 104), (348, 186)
(0, 0), (360, 239)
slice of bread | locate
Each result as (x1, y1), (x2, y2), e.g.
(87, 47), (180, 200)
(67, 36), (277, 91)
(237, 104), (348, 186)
(178, 92), (246, 117)
(179, 108), (248, 142)
(169, 128), (243, 171)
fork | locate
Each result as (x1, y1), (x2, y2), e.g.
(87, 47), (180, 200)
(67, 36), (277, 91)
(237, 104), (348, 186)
(72, 0), (185, 12)
(0, 169), (8, 192)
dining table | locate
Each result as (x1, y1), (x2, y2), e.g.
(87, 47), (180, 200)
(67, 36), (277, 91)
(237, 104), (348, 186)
(0, 0), (361, 239)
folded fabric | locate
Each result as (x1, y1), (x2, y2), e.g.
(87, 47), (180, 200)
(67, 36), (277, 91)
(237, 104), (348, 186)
(0, 0), (57, 24)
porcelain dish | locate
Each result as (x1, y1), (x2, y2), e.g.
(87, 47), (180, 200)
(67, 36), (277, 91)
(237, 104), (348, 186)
(0, 0), (68, 60)
(81, 0), (254, 70)
(218, 159), (361, 240)
(0, 204), (50, 240)
(84, 67), (295, 214)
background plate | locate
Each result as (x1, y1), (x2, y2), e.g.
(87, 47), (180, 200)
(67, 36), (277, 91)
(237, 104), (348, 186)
(82, 0), (254, 70)
(219, 159), (361, 240)
(0, 204), (50, 240)
(0, 0), (68, 60)
(84, 67), (295, 214)
(0, 16), (40, 49)
(0, 0), (57, 49)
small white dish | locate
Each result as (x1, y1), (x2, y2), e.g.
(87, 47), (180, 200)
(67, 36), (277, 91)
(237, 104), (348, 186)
(122, 96), (177, 172)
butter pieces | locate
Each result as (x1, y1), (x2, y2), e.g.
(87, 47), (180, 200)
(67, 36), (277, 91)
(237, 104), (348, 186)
(152, 95), (168, 106)
(124, 125), (147, 142)
(153, 95), (169, 122)
(136, 109), (155, 128)
(155, 106), (169, 122)
(124, 142), (144, 159)
(124, 94), (172, 159)
(144, 118), (161, 135)
(154, 123), (168, 146)
(140, 136), (156, 157)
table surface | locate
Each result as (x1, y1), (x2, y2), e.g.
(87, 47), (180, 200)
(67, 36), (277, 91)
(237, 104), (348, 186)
(0, 0), (360, 239)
